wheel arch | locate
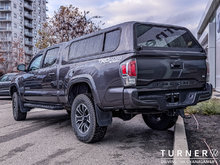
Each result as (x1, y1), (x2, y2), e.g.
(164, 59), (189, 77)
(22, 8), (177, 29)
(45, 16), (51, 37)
(67, 76), (112, 127)
(67, 75), (101, 107)
(9, 84), (19, 96)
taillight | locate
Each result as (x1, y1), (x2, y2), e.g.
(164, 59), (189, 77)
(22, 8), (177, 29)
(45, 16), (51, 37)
(121, 64), (127, 75)
(128, 60), (136, 76)
(120, 59), (137, 86)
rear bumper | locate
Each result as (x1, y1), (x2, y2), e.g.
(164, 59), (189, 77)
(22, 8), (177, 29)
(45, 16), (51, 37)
(123, 83), (212, 110)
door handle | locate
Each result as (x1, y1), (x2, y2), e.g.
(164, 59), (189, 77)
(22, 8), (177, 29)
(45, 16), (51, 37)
(48, 72), (55, 76)
(170, 62), (183, 69)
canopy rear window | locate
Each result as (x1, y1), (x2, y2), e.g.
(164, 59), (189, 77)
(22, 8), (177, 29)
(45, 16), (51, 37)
(135, 24), (201, 50)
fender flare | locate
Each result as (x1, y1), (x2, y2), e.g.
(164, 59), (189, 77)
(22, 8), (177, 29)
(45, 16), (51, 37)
(9, 83), (30, 113)
(67, 74), (101, 107)
(67, 74), (112, 126)
(9, 83), (21, 96)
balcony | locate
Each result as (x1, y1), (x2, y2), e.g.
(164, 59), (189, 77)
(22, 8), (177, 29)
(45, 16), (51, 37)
(24, 3), (33, 11)
(24, 40), (33, 46)
(0, 27), (11, 31)
(0, 47), (11, 52)
(0, 37), (12, 42)
(24, 13), (33, 20)
(25, 49), (33, 55)
(24, 31), (33, 37)
(24, 22), (33, 29)
(0, 6), (11, 11)
(0, 16), (11, 21)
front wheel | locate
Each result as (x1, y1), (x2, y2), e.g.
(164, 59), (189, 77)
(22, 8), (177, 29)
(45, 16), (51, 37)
(12, 92), (27, 121)
(142, 113), (178, 130)
(71, 94), (107, 143)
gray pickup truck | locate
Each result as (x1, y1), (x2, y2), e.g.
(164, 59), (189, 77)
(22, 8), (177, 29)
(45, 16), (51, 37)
(10, 21), (212, 143)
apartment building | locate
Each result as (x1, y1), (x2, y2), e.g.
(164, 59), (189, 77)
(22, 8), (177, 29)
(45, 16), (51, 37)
(197, 0), (220, 92)
(0, 0), (47, 73)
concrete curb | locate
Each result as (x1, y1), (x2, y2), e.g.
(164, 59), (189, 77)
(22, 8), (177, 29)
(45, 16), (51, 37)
(212, 91), (220, 99)
(173, 116), (191, 165)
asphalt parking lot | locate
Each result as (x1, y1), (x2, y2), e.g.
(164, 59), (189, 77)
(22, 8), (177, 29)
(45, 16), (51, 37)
(0, 100), (174, 165)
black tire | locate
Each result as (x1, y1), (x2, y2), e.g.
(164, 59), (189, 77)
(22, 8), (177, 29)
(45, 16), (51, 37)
(142, 113), (178, 130)
(12, 92), (27, 121)
(71, 94), (107, 143)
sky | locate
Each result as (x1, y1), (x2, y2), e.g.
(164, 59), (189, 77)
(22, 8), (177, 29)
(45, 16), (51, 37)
(47, 0), (209, 36)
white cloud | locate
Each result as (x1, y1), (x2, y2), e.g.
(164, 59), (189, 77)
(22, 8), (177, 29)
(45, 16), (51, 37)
(47, 0), (209, 35)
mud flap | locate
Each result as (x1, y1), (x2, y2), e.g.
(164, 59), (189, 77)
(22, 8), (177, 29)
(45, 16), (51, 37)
(177, 109), (191, 119)
(18, 96), (30, 113)
(95, 105), (112, 126)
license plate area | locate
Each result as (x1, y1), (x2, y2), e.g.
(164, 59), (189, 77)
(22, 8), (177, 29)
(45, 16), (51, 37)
(166, 93), (180, 104)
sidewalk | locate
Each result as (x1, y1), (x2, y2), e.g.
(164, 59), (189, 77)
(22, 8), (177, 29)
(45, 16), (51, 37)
(212, 91), (220, 99)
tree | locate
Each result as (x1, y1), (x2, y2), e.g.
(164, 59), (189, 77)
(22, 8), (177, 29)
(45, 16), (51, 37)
(0, 38), (25, 74)
(36, 5), (103, 49)
(0, 43), (5, 76)
(0, 33), (11, 74)
(11, 40), (25, 68)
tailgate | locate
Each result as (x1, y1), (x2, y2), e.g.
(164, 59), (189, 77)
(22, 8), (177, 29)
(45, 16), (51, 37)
(136, 52), (207, 90)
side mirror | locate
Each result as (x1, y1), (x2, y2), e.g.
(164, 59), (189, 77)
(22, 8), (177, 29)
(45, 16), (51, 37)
(17, 64), (26, 72)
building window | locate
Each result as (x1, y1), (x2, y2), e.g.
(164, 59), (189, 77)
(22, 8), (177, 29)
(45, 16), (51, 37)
(14, 23), (17, 28)
(14, 33), (17, 38)
(14, 13), (17, 18)
(13, 3), (17, 9)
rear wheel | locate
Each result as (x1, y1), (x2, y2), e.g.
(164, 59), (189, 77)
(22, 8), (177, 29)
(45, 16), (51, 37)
(71, 94), (107, 143)
(12, 92), (27, 121)
(142, 113), (178, 130)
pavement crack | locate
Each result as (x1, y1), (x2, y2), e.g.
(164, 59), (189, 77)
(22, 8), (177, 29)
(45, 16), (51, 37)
(0, 143), (34, 162)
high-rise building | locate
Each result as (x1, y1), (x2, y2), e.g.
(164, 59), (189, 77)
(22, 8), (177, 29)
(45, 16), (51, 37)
(197, 0), (220, 92)
(0, 0), (48, 73)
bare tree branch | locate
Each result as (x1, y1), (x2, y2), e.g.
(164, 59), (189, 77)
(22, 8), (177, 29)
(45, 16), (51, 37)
(36, 5), (103, 49)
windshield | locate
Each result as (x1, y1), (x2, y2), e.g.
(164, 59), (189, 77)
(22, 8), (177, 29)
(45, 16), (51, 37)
(135, 24), (201, 50)
(7, 74), (16, 81)
(0, 75), (8, 82)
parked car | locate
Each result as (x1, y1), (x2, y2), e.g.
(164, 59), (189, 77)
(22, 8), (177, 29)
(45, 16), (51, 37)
(0, 73), (17, 98)
(10, 21), (212, 143)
